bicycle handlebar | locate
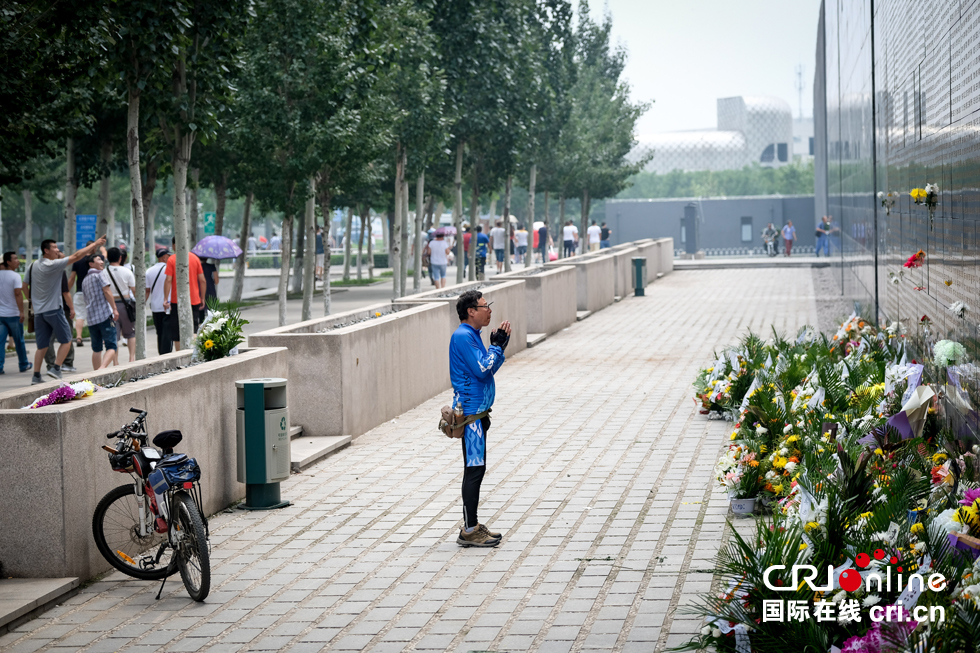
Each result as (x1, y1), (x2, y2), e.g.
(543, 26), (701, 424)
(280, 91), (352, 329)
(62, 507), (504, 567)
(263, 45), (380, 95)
(105, 409), (147, 439)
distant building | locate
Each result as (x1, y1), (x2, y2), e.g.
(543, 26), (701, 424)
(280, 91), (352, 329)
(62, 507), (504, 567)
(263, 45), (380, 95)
(643, 96), (795, 174)
(793, 116), (814, 162)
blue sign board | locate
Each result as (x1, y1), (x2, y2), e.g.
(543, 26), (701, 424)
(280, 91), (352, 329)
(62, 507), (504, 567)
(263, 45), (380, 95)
(76, 214), (97, 246)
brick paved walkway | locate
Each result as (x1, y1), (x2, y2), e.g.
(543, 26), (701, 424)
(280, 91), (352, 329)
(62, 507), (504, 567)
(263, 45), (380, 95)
(0, 268), (818, 653)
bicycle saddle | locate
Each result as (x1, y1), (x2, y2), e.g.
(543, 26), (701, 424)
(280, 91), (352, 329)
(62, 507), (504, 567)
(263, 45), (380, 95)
(153, 430), (183, 451)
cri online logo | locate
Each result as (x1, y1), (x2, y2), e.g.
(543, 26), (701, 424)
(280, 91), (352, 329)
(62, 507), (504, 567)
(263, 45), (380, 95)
(763, 549), (947, 593)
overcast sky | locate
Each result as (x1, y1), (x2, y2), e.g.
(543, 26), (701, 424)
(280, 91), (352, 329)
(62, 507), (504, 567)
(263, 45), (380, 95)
(589, 0), (823, 139)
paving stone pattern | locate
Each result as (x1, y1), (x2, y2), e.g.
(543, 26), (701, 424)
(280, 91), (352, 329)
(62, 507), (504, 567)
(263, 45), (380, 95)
(1, 269), (818, 652)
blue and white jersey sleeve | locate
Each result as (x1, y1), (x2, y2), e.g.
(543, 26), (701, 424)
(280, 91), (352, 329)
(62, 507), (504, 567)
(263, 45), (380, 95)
(449, 323), (505, 415)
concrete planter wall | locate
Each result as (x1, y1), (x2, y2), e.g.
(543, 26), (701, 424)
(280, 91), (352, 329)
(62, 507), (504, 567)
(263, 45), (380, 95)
(658, 237), (675, 274)
(0, 347), (289, 579)
(394, 279), (528, 356)
(545, 253), (616, 313)
(495, 266), (576, 336)
(632, 239), (659, 285)
(607, 245), (640, 297)
(249, 302), (453, 440)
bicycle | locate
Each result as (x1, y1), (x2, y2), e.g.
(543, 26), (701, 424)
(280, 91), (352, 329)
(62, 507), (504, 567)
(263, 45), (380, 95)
(92, 408), (211, 601)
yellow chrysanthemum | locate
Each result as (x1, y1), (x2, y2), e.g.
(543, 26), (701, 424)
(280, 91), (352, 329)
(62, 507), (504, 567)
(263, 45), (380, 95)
(874, 448), (884, 456)
(910, 523), (925, 537)
(204, 340), (215, 349)
(804, 521), (821, 533)
(933, 452), (948, 464)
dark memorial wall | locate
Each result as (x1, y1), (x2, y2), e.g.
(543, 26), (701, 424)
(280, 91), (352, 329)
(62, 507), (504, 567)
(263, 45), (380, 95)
(822, 0), (980, 355)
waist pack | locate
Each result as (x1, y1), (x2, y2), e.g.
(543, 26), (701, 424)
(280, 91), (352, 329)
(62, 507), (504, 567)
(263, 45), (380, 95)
(438, 406), (489, 439)
(158, 454), (201, 486)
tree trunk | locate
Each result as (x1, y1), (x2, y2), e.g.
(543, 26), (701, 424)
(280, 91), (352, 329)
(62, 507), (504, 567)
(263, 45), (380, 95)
(63, 139), (77, 255)
(22, 189), (32, 263)
(277, 211), (294, 327)
(291, 202), (305, 295)
(97, 141), (112, 241)
(343, 207), (353, 281)
(356, 207), (365, 281)
(432, 201), (443, 231)
(468, 166), (480, 281)
(231, 191), (252, 303)
(189, 167), (200, 247)
(454, 141), (465, 284)
(413, 172), (424, 292)
(526, 164), (535, 267)
(126, 90), (147, 360)
(399, 156), (409, 297)
(141, 157), (158, 252)
(391, 149), (403, 299)
(301, 177), (316, 321)
(558, 194), (566, 259)
(317, 186), (334, 316)
(367, 207), (374, 280)
(503, 175), (512, 272)
(214, 173), (227, 235)
(172, 132), (195, 350)
(580, 189), (590, 255)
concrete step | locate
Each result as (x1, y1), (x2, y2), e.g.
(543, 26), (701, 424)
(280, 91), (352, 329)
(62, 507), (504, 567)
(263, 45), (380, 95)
(291, 435), (352, 473)
(576, 310), (591, 322)
(526, 333), (547, 348)
(0, 578), (80, 634)
(289, 425), (304, 440)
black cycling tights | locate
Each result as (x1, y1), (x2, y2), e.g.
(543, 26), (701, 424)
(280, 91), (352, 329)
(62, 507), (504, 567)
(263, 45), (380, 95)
(461, 416), (490, 529)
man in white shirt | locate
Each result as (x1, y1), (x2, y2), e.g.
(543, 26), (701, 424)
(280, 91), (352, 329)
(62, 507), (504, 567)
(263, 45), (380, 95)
(587, 220), (602, 252)
(425, 233), (451, 289)
(106, 247), (137, 362)
(0, 251), (30, 373)
(562, 221), (578, 258)
(515, 225), (528, 265)
(489, 220), (508, 273)
(269, 231), (282, 268)
(145, 248), (172, 355)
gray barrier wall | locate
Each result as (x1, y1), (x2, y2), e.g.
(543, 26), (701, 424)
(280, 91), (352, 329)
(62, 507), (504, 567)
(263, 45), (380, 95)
(495, 265), (577, 336)
(0, 347), (289, 579)
(248, 302), (453, 440)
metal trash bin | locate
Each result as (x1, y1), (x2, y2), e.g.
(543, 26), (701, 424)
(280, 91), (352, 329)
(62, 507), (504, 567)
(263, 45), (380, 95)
(236, 377), (291, 510)
(632, 257), (647, 296)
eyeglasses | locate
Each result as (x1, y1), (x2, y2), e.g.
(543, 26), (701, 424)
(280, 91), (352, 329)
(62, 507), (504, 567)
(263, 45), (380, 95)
(475, 302), (493, 311)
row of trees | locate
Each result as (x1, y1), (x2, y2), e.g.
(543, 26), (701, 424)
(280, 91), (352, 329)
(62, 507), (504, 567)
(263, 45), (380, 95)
(1, 0), (647, 360)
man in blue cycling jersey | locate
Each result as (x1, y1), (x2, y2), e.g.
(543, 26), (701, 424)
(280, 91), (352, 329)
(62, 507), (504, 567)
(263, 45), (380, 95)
(450, 290), (512, 547)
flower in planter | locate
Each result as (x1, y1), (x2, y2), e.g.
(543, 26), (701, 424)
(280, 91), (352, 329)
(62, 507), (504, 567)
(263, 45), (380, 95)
(903, 250), (925, 268)
(195, 299), (248, 362)
(934, 340), (967, 367)
(948, 301), (968, 319)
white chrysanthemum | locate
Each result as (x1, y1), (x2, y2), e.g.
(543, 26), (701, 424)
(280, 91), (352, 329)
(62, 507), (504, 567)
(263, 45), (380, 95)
(934, 340), (967, 367)
(784, 461), (797, 474)
(863, 595), (881, 607)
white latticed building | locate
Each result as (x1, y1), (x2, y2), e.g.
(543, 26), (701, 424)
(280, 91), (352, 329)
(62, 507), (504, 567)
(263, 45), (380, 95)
(644, 96), (794, 174)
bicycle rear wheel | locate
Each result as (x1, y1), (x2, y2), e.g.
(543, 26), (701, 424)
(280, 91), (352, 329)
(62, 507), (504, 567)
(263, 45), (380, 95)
(92, 484), (170, 580)
(172, 491), (211, 601)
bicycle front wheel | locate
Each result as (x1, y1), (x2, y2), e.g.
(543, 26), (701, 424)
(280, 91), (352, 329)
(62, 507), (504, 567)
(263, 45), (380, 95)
(172, 491), (211, 601)
(92, 484), (170, 580)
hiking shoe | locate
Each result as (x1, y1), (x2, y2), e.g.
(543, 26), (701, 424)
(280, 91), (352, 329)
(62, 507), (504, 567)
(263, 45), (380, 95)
(31, 373), (43, 385)
(457, 527), (501, 548)
(478, 523), (502, 540)
(46, 367), (62, 380)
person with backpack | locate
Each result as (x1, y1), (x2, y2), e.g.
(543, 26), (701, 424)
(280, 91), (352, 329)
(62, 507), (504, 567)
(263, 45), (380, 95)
(145, 248), (171, 355)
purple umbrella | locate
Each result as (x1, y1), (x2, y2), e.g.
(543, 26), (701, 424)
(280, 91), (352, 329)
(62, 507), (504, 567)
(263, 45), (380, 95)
(435, 226), (457, 236)
(192, 235), (243, 260)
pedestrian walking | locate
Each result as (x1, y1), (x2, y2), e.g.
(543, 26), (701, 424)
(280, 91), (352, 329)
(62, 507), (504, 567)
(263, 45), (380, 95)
(450, 290), (511, 547)
(25, 237), (105, 384)
(0, 251), (30, 374)
(562, 220), (578, 257)
(145, 248), (172, 355)
(81, 254), (119, 370)
(600, 222), (612, 249)
(537, 222), (551, 264)
(475, 225), (489, 280)
(162, 237), (207, 350)
(106, 247), (137, 363)
(587, 220), (602, 252)
(269, 231), (282, 268)
(67, 239), (95, 346)
(781, 221), (796, 257)
(515, 224), (528, 265)
(815, 216), (830, 256)
(426, 233), (450, 289)
(201, 256), (219, 314)
(490, 220), (507, 273)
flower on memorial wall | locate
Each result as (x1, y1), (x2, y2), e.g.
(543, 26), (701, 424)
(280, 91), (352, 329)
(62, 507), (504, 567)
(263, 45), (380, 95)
(949, 301), (969, 319)
(904, 250), (925, 268)
(934, 340), (967, 367)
